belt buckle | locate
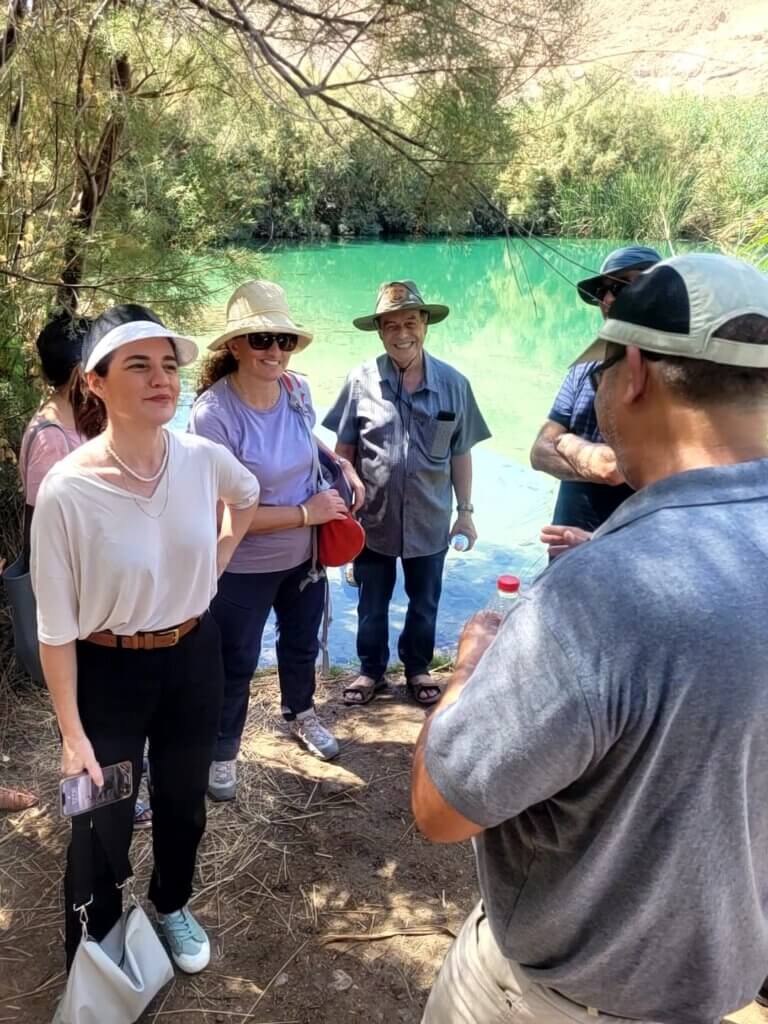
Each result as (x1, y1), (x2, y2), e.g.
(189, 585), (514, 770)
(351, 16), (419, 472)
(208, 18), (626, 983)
(157, 626), (181, 646)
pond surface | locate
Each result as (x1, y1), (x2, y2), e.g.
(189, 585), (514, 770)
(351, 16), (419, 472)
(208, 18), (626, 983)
(174, 237), (673, 666)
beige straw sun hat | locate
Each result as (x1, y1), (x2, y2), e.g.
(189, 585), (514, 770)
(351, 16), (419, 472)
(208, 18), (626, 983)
(208, 280), (314, 352)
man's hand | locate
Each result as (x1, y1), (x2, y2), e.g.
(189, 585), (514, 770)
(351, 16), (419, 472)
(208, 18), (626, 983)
(455, 611), (500, 677)
(449, 512), (477, 551)
(540, 524), (593, 559)
(555, 435), (625, 486)
(339, 461), (366, 513)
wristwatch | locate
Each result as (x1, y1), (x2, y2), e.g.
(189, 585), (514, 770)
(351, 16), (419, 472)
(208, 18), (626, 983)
(456, 502), (474, 514)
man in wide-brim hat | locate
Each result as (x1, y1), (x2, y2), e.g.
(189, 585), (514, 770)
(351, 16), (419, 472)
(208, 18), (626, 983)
(324, 279), (490, 709)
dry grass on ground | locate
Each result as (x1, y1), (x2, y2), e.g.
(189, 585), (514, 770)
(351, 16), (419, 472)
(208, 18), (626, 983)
(0, 643), (766, 1023)
(0, 653), (477, 1023)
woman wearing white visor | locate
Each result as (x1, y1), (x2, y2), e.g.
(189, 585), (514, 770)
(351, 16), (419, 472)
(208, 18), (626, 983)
(31, 304), (260, 976)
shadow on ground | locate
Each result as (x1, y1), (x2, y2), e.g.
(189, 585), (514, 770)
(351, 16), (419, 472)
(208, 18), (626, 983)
(0, 665), (477, 1023)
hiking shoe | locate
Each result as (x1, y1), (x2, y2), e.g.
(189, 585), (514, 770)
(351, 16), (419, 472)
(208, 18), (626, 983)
(207, 759), (237, 802)
(756, 980), (768, 1007)
(158, 907), (210, 974)
(291, 709), (339, 760)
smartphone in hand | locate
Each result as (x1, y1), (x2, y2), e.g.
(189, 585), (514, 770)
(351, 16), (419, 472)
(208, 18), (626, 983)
(60, 761), (133, 817)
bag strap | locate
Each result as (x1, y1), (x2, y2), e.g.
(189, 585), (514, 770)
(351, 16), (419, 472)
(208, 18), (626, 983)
(70, 806), (134, 919)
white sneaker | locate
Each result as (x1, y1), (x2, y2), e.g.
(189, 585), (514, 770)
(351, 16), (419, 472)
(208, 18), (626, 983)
(158, 906), (210, 974)
(291, 709), (339, 760)
(207, 759), (237, 801)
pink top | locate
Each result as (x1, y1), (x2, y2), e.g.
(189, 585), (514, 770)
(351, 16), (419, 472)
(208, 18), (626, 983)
(21, 415), (83, 505)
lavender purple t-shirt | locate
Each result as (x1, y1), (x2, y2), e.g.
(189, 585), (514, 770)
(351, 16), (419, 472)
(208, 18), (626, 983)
(188, 376), (315, 573)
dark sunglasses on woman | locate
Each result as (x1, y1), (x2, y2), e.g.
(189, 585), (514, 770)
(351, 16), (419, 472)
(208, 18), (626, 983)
(247, 332), (299, 352)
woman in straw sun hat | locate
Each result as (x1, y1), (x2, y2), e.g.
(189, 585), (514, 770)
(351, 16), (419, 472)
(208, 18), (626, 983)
(190, 281), (364, 801)
(30, 303), (260, 977)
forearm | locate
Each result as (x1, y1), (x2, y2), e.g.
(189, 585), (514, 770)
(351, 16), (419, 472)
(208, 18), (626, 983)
(450, 452), (472, 504)
(217, 504), (256, 575)
(40, 641), (82, 740)
(412, 662), (482, 843)
(334, 442), (357, 463)
(531, 434), (588, 482)
(247, 505), (305, 535)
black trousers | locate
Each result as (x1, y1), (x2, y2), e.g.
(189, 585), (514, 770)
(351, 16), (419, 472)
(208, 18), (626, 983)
(63, 614), (224, 969)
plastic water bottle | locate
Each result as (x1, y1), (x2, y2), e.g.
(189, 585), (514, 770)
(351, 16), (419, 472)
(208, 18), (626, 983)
(451, 533), (470, 552)
(486, 575), (520, 617)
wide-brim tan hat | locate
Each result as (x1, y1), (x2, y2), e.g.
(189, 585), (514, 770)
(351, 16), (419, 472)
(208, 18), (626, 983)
(208, 280), (313, 352)
(353, 279), (449, 331)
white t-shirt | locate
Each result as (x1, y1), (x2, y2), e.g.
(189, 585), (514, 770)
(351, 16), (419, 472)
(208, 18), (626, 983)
(31, 431), (260, 645)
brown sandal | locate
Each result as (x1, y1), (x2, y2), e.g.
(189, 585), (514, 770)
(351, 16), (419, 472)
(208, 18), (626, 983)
(406, 674), (445, 707)
(0, 786), (38, 812)
(343, 675), (386, 706)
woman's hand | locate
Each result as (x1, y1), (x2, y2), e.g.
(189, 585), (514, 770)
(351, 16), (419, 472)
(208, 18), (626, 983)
(339, 460), (365, 513)
(62, 733), (103, 787)
(305, 489), (348, 526)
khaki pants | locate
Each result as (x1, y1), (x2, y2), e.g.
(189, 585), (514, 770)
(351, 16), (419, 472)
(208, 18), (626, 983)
(422, 903), (659, 1024)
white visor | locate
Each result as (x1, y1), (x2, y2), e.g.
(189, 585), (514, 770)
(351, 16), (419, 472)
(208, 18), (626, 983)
(84, 321), (198, 372)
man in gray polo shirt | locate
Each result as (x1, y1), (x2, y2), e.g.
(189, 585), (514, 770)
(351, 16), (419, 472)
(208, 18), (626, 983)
(411, 253), (768, 1024)
(324, 281), (490, 708)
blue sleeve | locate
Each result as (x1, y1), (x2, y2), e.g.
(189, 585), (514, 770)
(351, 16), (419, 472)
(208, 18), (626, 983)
(548, 368), (579, 429)
(450, 381), (491, 455)
(188, 395), (234, 454)
(424, 593), (596, 828)
(322, 377), (358, 445)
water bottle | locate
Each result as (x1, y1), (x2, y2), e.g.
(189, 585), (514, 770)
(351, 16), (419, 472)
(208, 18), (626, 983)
(451, 533), (470, 552)
(486, 575), (520, 617)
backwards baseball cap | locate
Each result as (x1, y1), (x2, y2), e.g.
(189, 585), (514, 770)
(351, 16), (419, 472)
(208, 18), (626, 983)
(82, 303), (198, 373)
(353, 280), (449, 331)
(573, 253), (768, 368)
(577, 245), (663, 305)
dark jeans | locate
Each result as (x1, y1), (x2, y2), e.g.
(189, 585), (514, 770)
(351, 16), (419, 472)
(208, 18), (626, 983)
(209, 561), (325, 760)
(354, 545), (447, 680)
(64, 614), (223, 969)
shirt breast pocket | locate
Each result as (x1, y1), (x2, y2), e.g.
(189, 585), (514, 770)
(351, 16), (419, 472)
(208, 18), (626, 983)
(413, 412), (454, 462)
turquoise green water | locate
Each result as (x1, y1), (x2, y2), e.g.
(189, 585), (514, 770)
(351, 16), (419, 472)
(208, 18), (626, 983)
(177, 237), (675, 663)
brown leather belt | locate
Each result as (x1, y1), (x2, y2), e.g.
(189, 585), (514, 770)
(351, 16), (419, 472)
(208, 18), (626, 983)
(85, 616), (200, 651)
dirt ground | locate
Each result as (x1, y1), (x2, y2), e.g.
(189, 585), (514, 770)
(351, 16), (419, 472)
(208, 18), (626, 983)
(0, 667), (479, 1023)
(1, 665), (767, 1024)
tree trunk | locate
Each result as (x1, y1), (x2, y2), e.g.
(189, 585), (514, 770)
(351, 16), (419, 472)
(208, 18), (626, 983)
(57, 53), (131, 313)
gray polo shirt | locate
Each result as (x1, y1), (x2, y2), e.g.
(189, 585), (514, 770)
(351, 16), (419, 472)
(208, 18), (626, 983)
(426, 459), (768, 1024)
(323, 352), (490, 558)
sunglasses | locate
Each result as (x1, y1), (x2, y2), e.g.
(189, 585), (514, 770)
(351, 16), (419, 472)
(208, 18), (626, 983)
(588, 350), (625, 391)
(594, 277), (631, 303)
(246, 333), (298, 352)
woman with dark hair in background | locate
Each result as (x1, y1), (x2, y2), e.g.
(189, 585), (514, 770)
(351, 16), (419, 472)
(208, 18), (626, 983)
(0, 314), (91, 813)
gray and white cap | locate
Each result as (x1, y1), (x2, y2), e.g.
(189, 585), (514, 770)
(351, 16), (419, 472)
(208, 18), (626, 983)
(574, 253), (768, 368)
(82, 303), (198, 372)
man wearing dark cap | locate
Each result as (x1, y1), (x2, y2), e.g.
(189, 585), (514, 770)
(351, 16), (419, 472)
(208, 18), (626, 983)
(531, 245), (661, 533)
(324, 281), (490, 708)
(412, 252), (768, 1023)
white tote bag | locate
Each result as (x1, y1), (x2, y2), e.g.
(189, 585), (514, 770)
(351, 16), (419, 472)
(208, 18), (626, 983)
(53, 813), (173, 1024)
(54, 899), (173, 1024)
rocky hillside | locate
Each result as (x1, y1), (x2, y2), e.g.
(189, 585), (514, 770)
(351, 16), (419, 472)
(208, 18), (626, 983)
(574, 0), (768, 95)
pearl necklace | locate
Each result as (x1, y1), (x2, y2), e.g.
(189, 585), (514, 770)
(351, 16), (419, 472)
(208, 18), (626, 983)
(106, 433), (169, 483)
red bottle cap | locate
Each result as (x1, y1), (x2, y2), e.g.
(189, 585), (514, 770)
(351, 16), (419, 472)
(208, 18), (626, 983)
(497, 575), (520, 594)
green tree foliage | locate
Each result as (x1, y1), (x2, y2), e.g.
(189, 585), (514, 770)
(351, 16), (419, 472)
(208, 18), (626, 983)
(499, 73), (768, 243)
